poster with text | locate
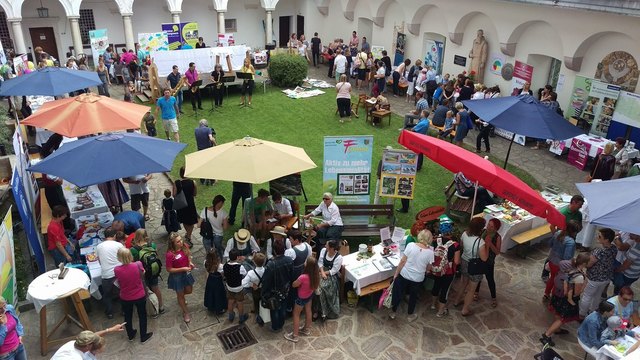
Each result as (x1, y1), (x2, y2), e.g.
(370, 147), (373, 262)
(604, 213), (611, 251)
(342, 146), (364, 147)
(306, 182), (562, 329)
(371, 46), (385, 61)
(567, 75), (592, 119)
(138, 32), (169, 53)
(584, 80), (621, 136)
(181, 22), (199, 48)
(393, 33), (406, 67)
(567, 137), (592, 170)
(379, 149), (418, 199)
(0, 208), (15, 306)
(323, 136), (373, 223)
(12, 54), (29, 76)
(424, 39), (444, 75)
(88, 29), (108, 65)
(162, 23), (182, 50)
(611, 91), (640, 130)
(511, 60), (534, 95)
(217, 33), (235, 47)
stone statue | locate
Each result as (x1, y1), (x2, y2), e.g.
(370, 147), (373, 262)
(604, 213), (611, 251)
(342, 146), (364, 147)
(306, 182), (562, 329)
(469, 29), (488, 83)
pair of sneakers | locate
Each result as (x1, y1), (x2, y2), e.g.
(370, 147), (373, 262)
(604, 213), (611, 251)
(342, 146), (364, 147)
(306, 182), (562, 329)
(228, 312), (249, 323)
(284, 326), (311, 343)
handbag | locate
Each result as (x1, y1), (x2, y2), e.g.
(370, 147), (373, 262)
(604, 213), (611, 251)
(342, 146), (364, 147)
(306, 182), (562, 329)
(586, 154), (602, 182)
(379, 280), (394, 309)
(138, 266), (159, 317)
(261, 261), (287, 310)
(173, 180), (188, 210)
(200, 207), (214, 238)
(467, 237), (487, 276)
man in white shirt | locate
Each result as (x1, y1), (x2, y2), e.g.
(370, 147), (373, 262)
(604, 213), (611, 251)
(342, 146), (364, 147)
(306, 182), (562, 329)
(96, 228), (124, 318)
(122, 174), (152, 220)
(333, 48), (347, 83)
(304, 192), (344, 249)
(272, 191), (293, 227)
(50, 324), (125, 360)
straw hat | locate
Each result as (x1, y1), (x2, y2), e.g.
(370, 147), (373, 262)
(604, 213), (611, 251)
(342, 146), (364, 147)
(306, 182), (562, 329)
(270, 226), (287, 237)
(234, 228), (251, 243)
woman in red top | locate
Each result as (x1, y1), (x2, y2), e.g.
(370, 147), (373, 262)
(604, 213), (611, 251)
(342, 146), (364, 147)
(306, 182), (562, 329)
(166, 232), (195, 323)
(47, 205), (74, 265)
(114, 248), (153, 343)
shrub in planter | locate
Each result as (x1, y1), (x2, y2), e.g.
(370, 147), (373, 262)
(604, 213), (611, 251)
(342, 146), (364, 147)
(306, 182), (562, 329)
(268, 53), (308, 88)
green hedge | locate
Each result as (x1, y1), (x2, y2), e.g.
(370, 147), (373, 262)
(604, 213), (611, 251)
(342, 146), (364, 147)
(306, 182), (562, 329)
(268, 53), (308, 88)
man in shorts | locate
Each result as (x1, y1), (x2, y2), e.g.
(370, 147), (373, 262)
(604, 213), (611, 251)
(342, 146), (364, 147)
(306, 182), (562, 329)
(155, 89), (180, 142)
(123, 174), (152, 220)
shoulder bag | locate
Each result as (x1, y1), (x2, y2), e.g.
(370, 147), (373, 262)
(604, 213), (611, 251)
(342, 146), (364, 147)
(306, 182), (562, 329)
(200, 207), (214, 238)
(173, 180), (188, 210)
(467, 237), (487, 276)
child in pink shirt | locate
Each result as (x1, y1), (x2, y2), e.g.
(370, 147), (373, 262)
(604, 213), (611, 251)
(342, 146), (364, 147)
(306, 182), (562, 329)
(285, 257), (320, 343)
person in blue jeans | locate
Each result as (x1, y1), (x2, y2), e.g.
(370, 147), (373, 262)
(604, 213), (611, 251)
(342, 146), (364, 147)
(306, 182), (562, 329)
(261, 239), (294, 331)
(0, 296), (26, 360)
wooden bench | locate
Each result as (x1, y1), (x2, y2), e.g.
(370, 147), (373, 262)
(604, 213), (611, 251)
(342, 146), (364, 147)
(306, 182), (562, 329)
(135, 93), (149, 103)
(359, 277), (392, 312)
(511, 224), (552, 258)
(432, 124), (456, 141)
(304, 204), (395, 238)
(444, 180), (474, 222)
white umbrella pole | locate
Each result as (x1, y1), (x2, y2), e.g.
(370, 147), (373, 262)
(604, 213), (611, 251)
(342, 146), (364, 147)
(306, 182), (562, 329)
(470, 180), (479, 222)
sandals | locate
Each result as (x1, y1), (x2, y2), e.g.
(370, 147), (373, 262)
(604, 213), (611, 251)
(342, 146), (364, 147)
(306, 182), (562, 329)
(144, 215), (150, 221)
(491, 299), (498, 308)
(183, 312), (191, 324)
(473, 293), (479, 302)
(461, 310), (473, 317)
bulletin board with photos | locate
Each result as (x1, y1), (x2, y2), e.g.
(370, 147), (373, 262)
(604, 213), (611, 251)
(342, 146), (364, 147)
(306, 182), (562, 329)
(336, 173), (370, 196)
(379, 149), (418, 199)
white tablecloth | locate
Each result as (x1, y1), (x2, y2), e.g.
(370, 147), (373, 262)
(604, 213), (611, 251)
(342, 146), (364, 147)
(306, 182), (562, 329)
(62, 181), (109, 219)
(597, 326), (640, 360)
(26, 268), (91, 312)
(484, 191), (571, 252)
(342, 244), (399, 295)
(558, 134), (640, 159)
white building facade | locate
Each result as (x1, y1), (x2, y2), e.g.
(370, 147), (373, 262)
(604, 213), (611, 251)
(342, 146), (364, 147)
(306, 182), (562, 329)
(2, 0), (639, 109)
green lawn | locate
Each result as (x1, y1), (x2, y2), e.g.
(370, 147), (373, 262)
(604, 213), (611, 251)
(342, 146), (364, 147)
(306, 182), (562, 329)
(155, 86), (539, 238)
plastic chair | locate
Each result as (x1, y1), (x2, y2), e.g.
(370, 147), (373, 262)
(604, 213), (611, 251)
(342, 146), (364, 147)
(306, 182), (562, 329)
(577, 338), (598, 360)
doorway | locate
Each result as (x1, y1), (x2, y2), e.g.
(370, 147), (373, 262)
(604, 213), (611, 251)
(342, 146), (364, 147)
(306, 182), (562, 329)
(296, 15), (304, 38)
(279, 16), (291, 48)
(29, 27), (59, 61)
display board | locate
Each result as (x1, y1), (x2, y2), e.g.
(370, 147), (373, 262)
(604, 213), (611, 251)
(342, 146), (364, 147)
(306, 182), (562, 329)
(151, 45), (250, 76)
(323, 136), (373, 225)
(583, 80), (621, 136)
(379, 149), (417, 199)
(138, 32), (169, 53)
(0, 208), (15, 306)
(612, 91), (640, 129)
(89, 29), (108, 64)
(424, 39), (444, 75)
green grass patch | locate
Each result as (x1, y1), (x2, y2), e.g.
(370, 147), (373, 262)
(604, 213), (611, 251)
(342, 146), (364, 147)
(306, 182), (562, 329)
(154, 86), (540, 239)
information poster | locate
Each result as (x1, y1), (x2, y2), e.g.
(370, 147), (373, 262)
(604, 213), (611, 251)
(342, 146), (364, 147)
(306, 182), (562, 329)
(371, 46), (384, 61)
(583, 80), (621, 136)
(567, 137), (592, 170)
(217, 33), (235, 47)
(181, 22), (199, 48)
(567, 75), (592, 119)
(612, 91), (640, 130)
(323, 136), (373, 224)
(162, 23), (181, 50)
(379, 149), (418, 199)
(511, 60), (534, 94)
(12, 54), (29, 76)
(12, 131), (44, 273)
(88, 29), (108, 65)
(0, 208), (15, 306)
(393, 33), (406, 67)
(489, 52), (505, 76)
(138, 32), (169, 53)
(423, 39), (444, 75)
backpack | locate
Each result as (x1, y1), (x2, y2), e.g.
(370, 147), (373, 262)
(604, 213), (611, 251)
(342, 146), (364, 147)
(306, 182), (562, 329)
(430, 240), (454, 277)
(139, 246), (162, 278)
(200, 207), (214, 239)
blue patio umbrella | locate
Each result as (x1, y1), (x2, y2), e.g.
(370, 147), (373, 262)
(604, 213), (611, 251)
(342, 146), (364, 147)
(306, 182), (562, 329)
(27, 133), (186, 187)
(0, 67), (102, 96)
(463, 94), (583, 168)
(576, 176), (640, 234)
